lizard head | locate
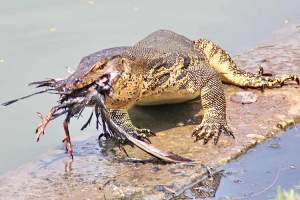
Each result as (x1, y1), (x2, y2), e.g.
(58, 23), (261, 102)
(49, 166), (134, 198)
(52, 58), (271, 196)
(78, 55), (145, 109)
(102, 56), (145, 109)
(1, 54), (145, 110)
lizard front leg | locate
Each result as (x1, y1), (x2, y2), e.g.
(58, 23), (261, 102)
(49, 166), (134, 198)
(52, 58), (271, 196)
(188, 66), (234, 144)
(194, 39), (299, 89)
(109, 109), (154, 143)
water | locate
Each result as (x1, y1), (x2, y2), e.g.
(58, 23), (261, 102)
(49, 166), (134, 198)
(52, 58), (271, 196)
(214, 126), (300, 200)
(0, 0), (300, 174)
(171, 126), (300, 200)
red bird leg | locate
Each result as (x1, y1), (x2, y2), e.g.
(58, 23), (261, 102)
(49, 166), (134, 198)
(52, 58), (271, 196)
(62, 120), (73, 159)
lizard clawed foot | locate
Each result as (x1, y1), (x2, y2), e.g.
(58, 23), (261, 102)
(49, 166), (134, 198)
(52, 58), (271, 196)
(254, 74), (299, 91)
(192, 122), (234, 145)
(267, 74), (299, 87)
(242, 74), (299, 92)
(130, 128), (155, 144)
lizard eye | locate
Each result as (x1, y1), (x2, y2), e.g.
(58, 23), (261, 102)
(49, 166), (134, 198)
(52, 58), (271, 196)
(90, 58), (108, 72)
(121, 58), (127, 65)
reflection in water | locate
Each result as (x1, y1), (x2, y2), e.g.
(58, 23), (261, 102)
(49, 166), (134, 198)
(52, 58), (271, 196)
(167, 168), (224, 199)
(188, 171), (223, 198)
(64, 159), (73, 174)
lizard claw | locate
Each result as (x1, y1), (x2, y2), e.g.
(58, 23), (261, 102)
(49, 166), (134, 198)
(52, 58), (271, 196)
(296, 76), (300, 85)
(257, 74), (299, 89)
(138, 128), (156, 137)
(131, 128), (154, 144)
(192, 122), (234, 145)
(271, 74), (299, 87)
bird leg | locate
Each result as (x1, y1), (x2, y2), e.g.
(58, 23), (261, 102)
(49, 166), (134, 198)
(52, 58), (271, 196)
(62, 118), (73, 159)
(35, 107), (57, 142)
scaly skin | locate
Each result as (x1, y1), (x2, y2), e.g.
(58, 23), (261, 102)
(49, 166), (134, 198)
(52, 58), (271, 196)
(194, 39), (299, 88)
(102, 30), (298, 144)
(101, 30), (234, 144)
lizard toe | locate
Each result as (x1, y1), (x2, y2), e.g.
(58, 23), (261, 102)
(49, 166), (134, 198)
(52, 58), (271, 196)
(129, 128), (154, 144)
(192, 122), (234, 144)
(138, 128), (156, 137)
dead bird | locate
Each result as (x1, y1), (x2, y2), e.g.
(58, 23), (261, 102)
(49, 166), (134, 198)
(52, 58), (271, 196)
(2, 47), (192, 163)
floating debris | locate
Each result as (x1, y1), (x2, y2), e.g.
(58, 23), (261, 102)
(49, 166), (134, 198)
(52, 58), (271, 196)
(87, 0), (95, 5)
(133, 7), (139, 12)
(0, 58), (4, 63)
(268, 143), (280, 149)
(48, 27), (57, 32)
(290, 165), (296, 169)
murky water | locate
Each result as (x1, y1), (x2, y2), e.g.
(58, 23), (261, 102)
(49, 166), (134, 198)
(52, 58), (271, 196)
(0, 0), (300, 175)
(214, 126), (300, 200)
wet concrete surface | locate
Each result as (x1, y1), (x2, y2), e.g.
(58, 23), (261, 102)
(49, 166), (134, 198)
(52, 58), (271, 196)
(1, 25), (300, 199)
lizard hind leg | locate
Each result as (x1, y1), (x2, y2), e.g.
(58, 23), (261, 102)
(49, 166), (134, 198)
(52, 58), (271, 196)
(194, 39), (299, 89)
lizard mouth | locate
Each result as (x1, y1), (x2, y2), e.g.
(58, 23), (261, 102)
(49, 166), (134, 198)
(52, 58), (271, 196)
(96, 72), (119, 93)
(96, 75), (112, 92)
